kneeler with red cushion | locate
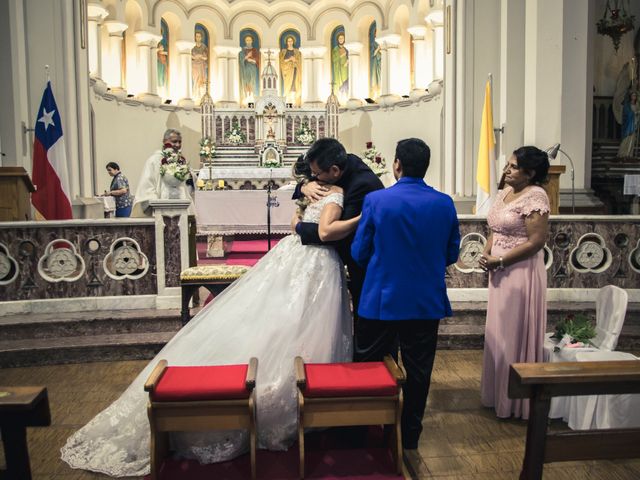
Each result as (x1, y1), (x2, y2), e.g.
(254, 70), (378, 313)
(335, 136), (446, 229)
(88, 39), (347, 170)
(295, 356), (406, 479)
(144, 358), (258, 480)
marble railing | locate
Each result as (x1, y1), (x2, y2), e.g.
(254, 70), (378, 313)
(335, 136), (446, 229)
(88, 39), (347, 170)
(1, 214), (638, 313)
(449, 216), (640, 297)
(0, 200), (191, 314)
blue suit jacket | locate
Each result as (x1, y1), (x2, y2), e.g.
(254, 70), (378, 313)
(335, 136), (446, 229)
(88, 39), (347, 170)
(351, 177), (461, 321)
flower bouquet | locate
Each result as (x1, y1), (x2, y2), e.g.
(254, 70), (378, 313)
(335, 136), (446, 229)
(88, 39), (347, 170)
(199, 137), (216, 162)
(295, 123), (315, 145)
(362, 142), (387, 176)
(226, 123), (246, 145)
(160, 143), (190, 181)
(263, 157), (281, 168)
(551, 313), (597, 351)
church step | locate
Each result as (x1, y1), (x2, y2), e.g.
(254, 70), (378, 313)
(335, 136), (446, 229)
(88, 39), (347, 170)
(0, 332), (177, 368)
(0, 309), (182, 340)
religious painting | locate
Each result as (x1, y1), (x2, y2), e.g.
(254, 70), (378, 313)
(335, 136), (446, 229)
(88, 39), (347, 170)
(279, 29), (302, 106)
(192, 23), (209, 101)
(239, 28), (261, 105)
(410, 33), (415, 90)
(331, 26), (348, 103)
(157, 19), (169, 93)
(369, 21), (381, 99)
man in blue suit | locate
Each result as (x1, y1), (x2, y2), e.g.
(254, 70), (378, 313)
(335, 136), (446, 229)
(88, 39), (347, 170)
(351, 138), (460, 450)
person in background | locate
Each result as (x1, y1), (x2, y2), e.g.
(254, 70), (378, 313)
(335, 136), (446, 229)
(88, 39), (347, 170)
(479, 146), (550, 420)
(105, 162), (132, 217)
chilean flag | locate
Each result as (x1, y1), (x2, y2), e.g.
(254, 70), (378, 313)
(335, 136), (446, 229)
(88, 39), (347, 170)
(32, 81), (73, 219)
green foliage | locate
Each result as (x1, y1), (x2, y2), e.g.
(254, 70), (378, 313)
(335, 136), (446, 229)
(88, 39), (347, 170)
(552, 313), (597, 344)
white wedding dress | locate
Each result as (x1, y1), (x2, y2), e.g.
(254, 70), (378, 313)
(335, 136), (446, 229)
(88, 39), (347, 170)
(61, 193), (352, 477)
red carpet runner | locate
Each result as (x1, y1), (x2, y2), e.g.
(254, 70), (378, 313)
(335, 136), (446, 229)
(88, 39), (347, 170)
(146, 428), (405, 479)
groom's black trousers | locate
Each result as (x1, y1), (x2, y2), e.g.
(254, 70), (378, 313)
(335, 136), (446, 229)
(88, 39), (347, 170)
(355, 318), (440, 449)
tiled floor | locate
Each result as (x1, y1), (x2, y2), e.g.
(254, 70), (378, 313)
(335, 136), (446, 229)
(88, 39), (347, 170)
(1, 350), (639, 479)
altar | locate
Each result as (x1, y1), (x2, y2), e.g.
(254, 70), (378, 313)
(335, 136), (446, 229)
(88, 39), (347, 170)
(197, 167), (293, 190)
(195, 189), (297, 235)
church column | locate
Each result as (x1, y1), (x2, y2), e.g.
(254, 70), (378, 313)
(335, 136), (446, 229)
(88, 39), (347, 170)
(214, 47), (229, 103)
(103, 21), (127, 96)
(300, 47), (313, 104)
(227, 47), (241, 106)
(345, 42), (364, 108)
(134, 31), (162, 105)
(426, 7), (445, 81)
(378, 34), (401, 106)
(407, 26), (429, 93)
(311, 47), (326, 102)
(87, 3), (108, 79)
(175, 40), (195, 109)
(523, 0), (597, 208)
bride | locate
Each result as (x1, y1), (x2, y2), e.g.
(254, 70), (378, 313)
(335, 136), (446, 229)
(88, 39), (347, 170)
(61, 156), (358, 477)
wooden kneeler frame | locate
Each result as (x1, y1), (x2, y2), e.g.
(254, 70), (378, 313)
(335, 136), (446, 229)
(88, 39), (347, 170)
(144, 358), (258, 480)
(295, 355), (405, 479)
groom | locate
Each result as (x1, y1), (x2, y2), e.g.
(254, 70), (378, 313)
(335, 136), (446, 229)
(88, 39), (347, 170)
(293, 138), (384, 327)
(351, 138), (460, 449)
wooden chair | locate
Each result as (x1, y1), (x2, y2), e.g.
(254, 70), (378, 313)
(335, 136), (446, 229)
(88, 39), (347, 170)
(144, 358), (258, 479)
(509, 360), (640, 480)
(179, 265), (250, 325)
(295, 356), (405, 479)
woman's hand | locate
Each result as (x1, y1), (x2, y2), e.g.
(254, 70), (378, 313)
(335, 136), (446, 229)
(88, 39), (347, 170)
(301, 181), (329, 202)
(479, 254), (501, 272)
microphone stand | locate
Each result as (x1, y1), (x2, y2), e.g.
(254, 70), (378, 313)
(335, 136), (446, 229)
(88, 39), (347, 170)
(266, 168), (279, 250)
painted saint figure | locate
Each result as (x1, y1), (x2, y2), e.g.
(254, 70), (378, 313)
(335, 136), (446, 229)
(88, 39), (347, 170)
(369, 22), (381, 99)
(191, 28), (209, 100)
(279, 35), (302, 106)
(157, 20), (169, 90)
(239, 33), (260, 104)
(331, 29), (349, 101)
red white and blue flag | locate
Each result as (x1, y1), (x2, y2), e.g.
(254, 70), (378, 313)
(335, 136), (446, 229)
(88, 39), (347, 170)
(32, 81), (73, 219)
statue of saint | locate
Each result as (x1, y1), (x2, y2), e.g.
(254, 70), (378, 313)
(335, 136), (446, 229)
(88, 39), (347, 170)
(279, 35), (302, 106)
(613, 29), (640, 158)
(239, 34), (260, 104)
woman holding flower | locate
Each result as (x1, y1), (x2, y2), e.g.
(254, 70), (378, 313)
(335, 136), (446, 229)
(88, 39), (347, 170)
(479, 146), (550, 420)
(132, 129), (195, 217)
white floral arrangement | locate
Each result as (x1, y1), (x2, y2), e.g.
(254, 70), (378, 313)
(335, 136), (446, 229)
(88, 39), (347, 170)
(199, 137), (216, 161)
(263, 157), (281, 168)
(362, 142), (387, 176)
(295, 123), (315, 145)
(226, 123), (246, 145)
(160, 143), (190, 181)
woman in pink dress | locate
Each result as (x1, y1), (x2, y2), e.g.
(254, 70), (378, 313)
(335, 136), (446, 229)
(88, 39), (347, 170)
(479, 146), (550, 419)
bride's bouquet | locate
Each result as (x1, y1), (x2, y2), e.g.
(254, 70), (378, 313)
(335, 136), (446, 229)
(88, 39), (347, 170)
(160, 143), (190, 181)
(295, 123), (315, 145)
(362, 142), (387, 176)
(226, 122), (246, 145)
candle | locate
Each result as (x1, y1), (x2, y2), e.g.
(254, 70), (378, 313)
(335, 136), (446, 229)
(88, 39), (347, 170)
(218, 180), (225, 189)
(196, 178), (205, 189)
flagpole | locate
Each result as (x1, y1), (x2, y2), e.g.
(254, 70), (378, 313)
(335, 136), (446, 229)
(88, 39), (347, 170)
(45, 65), (51, 83)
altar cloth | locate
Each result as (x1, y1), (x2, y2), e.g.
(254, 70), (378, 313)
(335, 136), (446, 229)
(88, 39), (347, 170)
(195, 189), (297, 235)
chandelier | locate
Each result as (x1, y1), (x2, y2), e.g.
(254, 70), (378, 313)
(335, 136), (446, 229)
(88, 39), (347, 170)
(597, 0), (635, 52)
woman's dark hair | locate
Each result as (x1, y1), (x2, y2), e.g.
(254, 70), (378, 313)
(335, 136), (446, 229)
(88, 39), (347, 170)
(513, 146), (549, 185)
(106, 162), (120, 171)
(292, 154), (312, 181)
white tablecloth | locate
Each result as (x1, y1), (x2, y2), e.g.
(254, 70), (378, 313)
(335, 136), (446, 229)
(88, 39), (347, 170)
(623, 174), (640, 195)
(197, 167), (292, 180)
(195, 189), (297, 235)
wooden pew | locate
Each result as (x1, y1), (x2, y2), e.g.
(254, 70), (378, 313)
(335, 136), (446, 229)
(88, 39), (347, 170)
(0, 386), (51, 480)
(509, 361), (640, 480)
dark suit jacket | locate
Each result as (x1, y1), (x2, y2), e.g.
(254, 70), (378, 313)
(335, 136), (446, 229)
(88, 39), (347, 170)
(294, 154), (384, 312)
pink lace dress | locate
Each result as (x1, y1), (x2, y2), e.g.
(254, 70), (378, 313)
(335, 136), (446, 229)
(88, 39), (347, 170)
(480, 185), (550, 419)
